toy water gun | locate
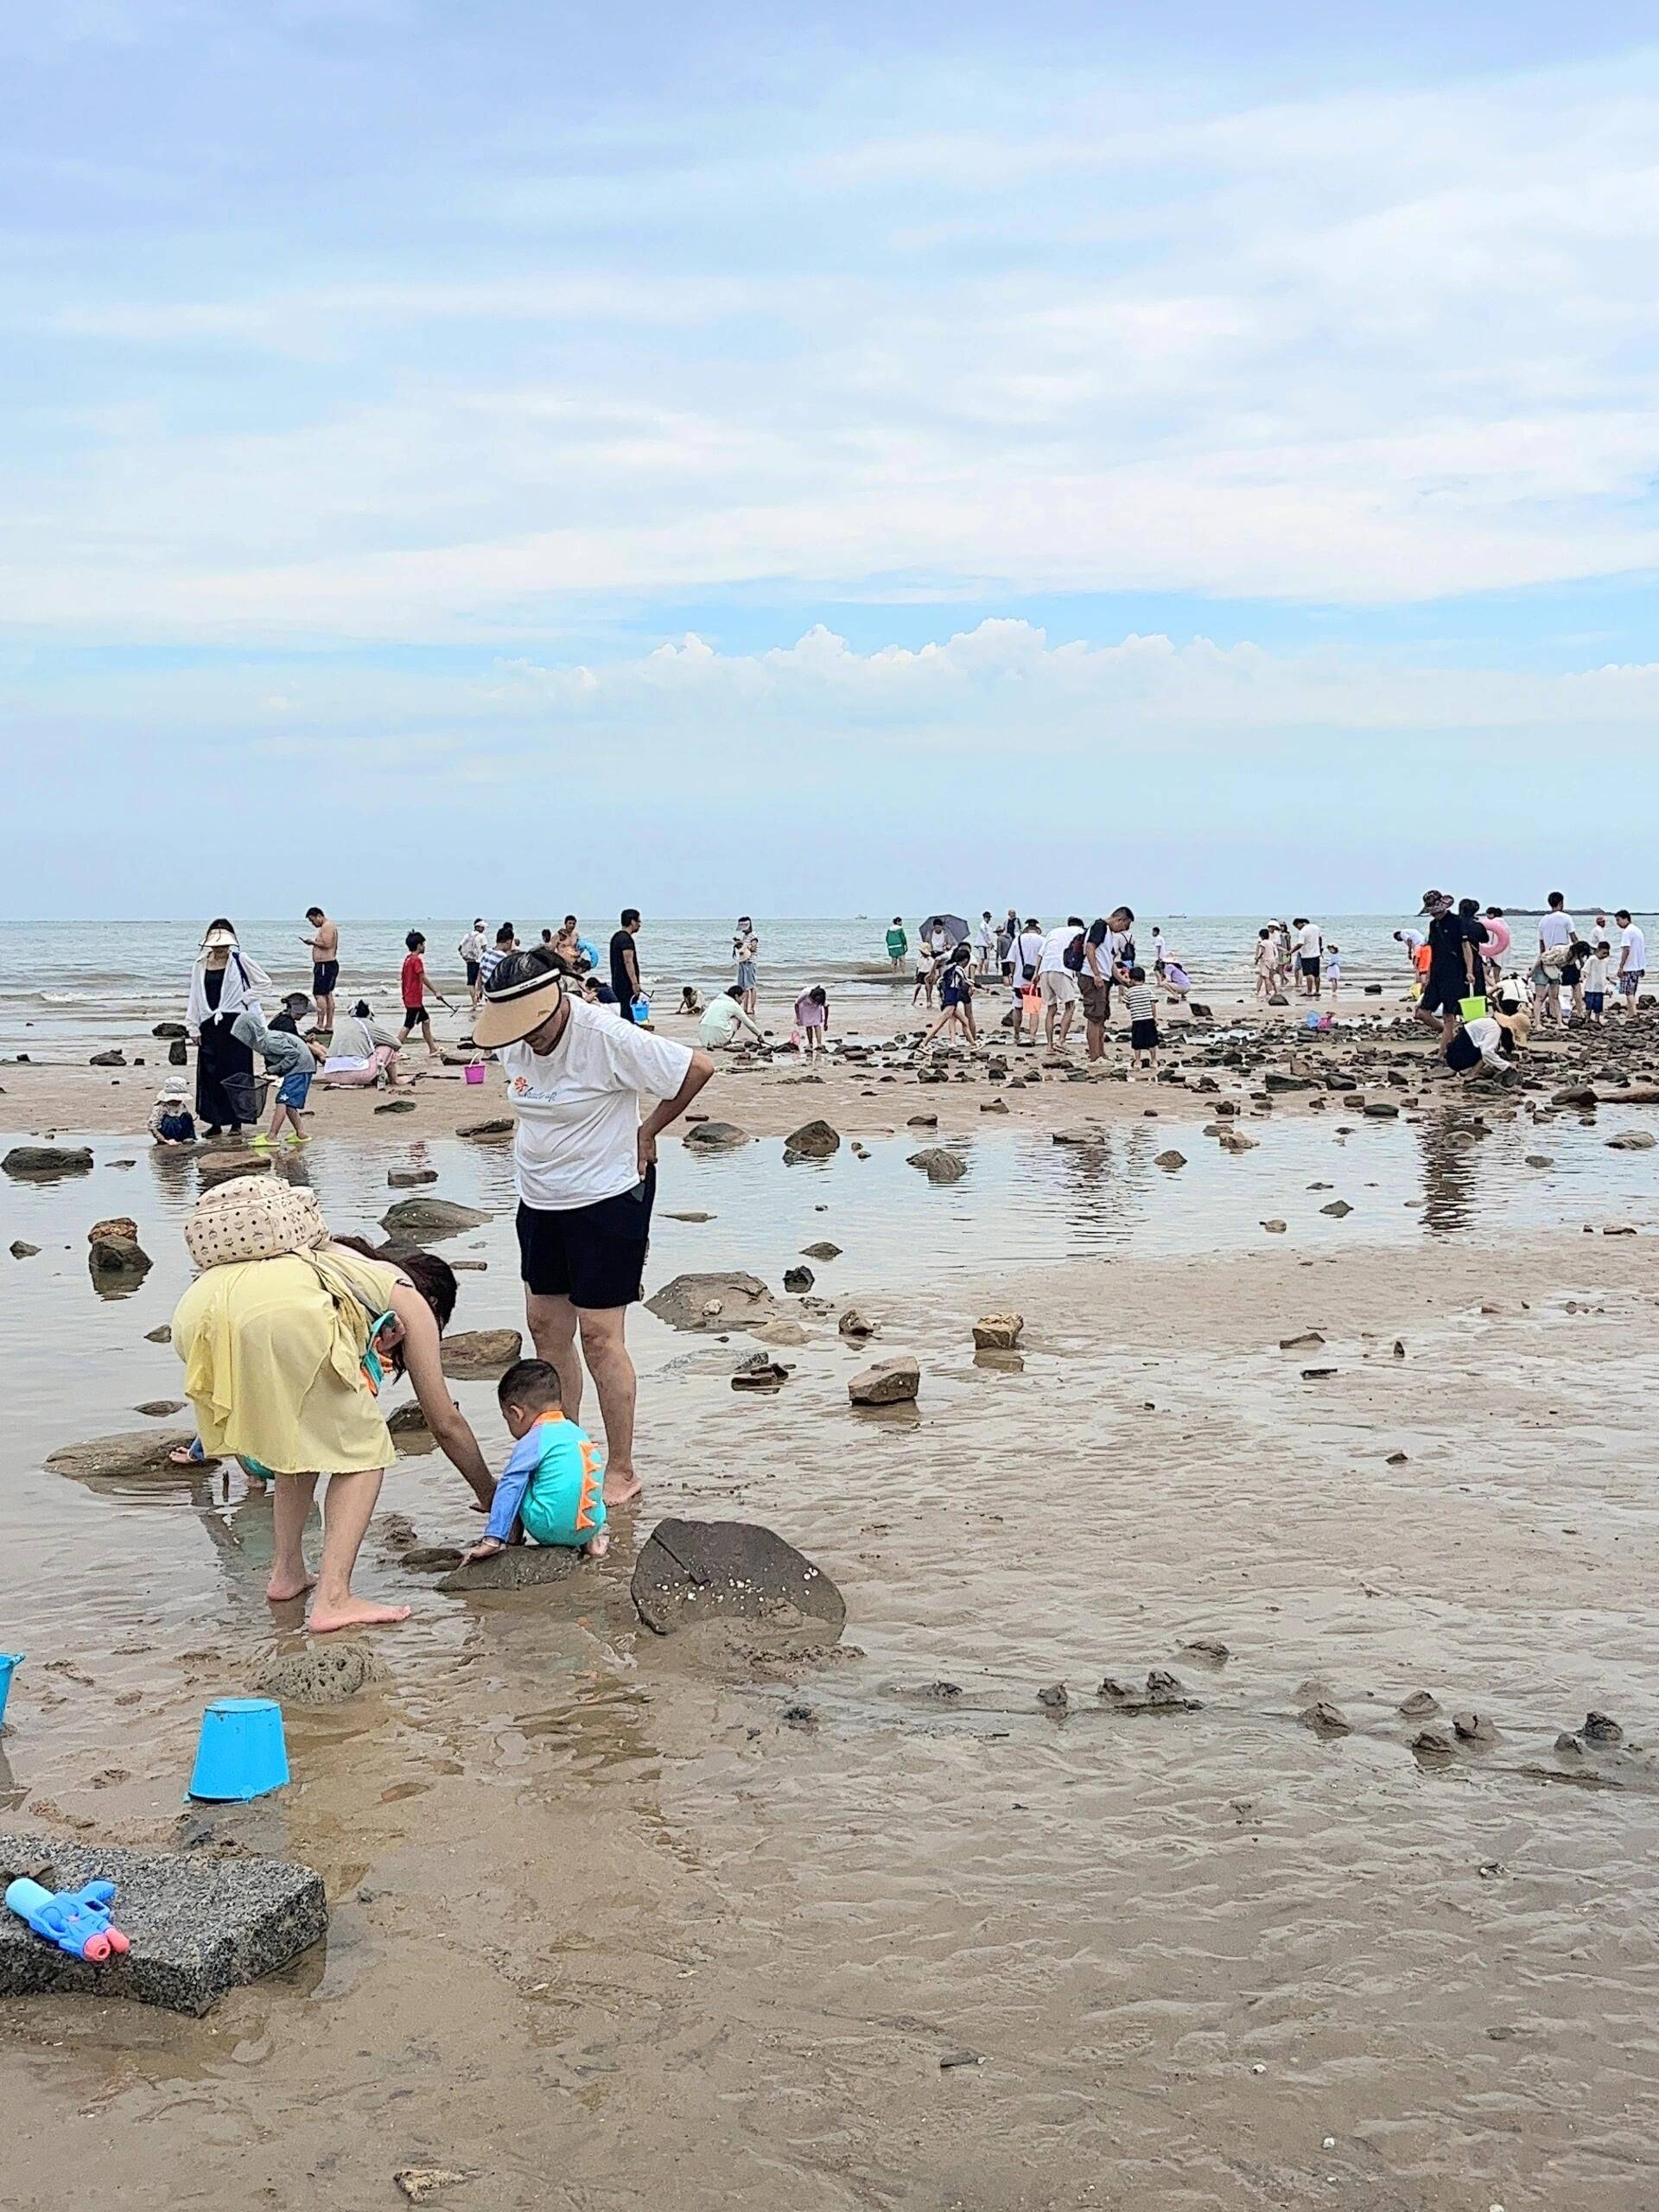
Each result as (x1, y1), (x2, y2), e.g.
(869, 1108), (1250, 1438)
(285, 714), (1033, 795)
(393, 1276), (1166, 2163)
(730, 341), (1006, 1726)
(4, 1875), (130, 1962)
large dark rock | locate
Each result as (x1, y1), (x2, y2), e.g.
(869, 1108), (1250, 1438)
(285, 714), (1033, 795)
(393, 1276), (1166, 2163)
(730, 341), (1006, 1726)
(168, 1037), (189, 1066)
(630, 1517), (844, 1637)
(197, 1151), (270, 1187)
(380, 1196), (489, 1243)
(849, 1354), (921, 1406)
(152, 1022), (188, 1040)
(3, 1146), (93, 1181)
(0, 1831), (325, 2015)
(906, 1146), (967, 1184)
(457, 1117), (514, 1140)
(783, 1118), (841, 1159)
(683, 1121), (752, 1150)
(645, 1271), (777, 1332)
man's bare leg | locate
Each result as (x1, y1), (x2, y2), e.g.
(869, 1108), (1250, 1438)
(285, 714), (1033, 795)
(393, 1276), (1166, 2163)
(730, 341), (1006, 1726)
(578, 1304), (642, 1503)
(309, 1468), (410, 1631)
(526, 1290), (583, 1426)
(269, 1472), (319, 1603)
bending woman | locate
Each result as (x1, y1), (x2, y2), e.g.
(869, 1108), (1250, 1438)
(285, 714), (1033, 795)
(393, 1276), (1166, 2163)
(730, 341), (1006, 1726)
(173, 1235), (495, 1631)
(319, 1000), (403, 1087)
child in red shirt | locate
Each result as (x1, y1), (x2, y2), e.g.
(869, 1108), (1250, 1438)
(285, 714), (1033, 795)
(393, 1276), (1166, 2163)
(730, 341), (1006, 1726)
(398, 930), (452, 1058)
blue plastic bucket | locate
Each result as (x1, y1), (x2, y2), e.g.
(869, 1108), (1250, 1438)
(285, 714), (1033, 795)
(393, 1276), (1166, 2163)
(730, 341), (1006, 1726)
(188, 1695), (289, 1802)
(0, 1654), (22, 1732)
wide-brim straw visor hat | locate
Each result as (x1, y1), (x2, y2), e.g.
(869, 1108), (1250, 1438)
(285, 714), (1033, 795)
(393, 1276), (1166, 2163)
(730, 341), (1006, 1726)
(200, 925), (238, 950)
(474, 948), (569, 1047)
(1496, 1008), (1532, 1046)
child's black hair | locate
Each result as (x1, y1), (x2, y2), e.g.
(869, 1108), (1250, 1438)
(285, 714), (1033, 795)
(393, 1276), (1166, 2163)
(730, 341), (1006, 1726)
(405, 929), (424, 950)
(497, 1358), (563, 1413)
(1129, 963), (1146, 982)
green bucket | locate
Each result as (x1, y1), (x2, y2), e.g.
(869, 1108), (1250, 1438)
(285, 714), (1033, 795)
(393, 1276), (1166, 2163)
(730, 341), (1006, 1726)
(1459, 995), (1488, 1023)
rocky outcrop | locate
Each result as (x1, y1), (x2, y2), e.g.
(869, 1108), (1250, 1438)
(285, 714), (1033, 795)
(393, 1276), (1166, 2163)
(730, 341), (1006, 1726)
(3, 1146), (93, 1180)
(380, 1197), (489, 1243)
(645, 1272), (777, 1332)
(630, 1517), (844, 1637)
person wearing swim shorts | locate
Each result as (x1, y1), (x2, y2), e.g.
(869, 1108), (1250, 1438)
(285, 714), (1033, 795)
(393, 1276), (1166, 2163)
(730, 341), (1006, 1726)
(302, 906), (339, 1034)
(461, 1359), (609, 1564)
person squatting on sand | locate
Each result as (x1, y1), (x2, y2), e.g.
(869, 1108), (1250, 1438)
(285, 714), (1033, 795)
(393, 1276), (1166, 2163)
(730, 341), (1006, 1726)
(460, 1358), (609, 1567)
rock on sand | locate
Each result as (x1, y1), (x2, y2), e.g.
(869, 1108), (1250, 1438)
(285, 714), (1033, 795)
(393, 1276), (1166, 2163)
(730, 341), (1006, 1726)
(630, 1516), (845, 1637)
(849, 1354), (920, 1406)
(645, 1272), (777, 1332)
(3, 1146), (93, 1180)
(783, 1119), (841, 1160)
(380, 1196), (489, 1243)
(972, 1314), (1023, 1351)
(907, 1147), (967, 1184)
(440, 1329), (522, 1379)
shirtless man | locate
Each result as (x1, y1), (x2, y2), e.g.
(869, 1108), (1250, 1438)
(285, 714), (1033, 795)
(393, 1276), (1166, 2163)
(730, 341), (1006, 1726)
(302, 906), (339, 1033)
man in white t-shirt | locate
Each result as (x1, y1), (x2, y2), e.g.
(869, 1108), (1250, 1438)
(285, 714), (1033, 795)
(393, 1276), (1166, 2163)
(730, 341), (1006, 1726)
(1036, 917), (1084, 1048)
(1537, 893), (1575, 1025)
(972, 912), (995, 976)
(1615, 909), (1646, 1006)
(458, 918), (487, 1009)
(1293, 917), (1324, 998)
(476, 948), (714, 1503)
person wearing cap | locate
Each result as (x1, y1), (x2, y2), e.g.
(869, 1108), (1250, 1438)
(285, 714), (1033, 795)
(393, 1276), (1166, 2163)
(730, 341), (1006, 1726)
(185, 918), (272, 1137)
(149, 1084), (197, 1145)
(1445, 1001), (1529, 1079)
(475, 947), (715, 1505)
(1414, 891), (1486, 1047)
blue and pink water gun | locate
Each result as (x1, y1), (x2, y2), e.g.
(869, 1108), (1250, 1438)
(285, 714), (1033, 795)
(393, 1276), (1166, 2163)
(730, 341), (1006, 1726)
(5, 1875), (131, 1962)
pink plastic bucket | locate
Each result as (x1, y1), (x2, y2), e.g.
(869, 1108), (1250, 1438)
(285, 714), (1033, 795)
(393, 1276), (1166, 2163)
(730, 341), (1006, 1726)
(464, 1063), (486, 1085)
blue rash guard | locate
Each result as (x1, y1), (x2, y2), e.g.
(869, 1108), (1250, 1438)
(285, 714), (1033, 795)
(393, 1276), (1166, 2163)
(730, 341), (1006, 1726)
(485, 1412), (606, 1548)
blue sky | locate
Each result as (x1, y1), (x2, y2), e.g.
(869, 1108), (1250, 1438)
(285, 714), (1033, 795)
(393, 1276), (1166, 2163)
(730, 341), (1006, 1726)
(3, 3), (1657, 915)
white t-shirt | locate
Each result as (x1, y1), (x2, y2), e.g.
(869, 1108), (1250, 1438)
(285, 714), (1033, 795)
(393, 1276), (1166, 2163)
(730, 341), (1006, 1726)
(1299, 923), (1323, 959)
(1582, 954), (1609, 994)
(1539, 911), (1574, 950)
(1398, 930), (1423, 955)
(1464, 1016), (1508, 1070)
(1013, 930), (1046, 982)
(1620, 924), (1646, 974)
(1038, 926), (1080, 976)
(973, 920), (993, 953)
(501, 995), (694, 1209)
(699, 996), (746, 1047)
(459, 929), (485, 965)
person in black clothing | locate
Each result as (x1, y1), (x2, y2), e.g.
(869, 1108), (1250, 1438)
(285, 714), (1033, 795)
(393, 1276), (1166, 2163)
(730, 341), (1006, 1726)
(1415, 889), (1487, 1046)
(610, 909), (643, 1022)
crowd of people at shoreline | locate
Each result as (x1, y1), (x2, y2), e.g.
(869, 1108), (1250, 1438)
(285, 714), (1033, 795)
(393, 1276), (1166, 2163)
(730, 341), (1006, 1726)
(143, 888), (1652, 1630)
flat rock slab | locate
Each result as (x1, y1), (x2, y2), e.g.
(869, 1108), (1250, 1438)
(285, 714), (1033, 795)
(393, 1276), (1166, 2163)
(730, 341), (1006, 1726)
(46, 1429), (194, 1482)
(683, 1121), (752, 1149)
(439, 1545), (582, 1592)
(457, 1117), (514, 1139)
(3, 1146), (94, 1180)
(645, 1271), (778, 1332)
(631, 1517), (844, 1637)
(0, 1830), (326, 2015)
(440, 1327), (522, 1379)
(381, 1197), (489, 1244)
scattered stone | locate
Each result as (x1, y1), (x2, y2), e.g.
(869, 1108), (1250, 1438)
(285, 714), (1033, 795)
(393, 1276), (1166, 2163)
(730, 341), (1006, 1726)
(938, 2050), (982, 2070)
(1525, 1154), (1554, 1168)
(630, 1517), (845, 1637)
(457, 1117), (514, 1140)
(756, 1318), (810, 1348)
(387, 1167), (439, 1187)
(1607, 1131), (1656, 1150)
(89, 1229), (152, 1284)
(783, 1266), (814, 1294)
(134, 1400), (186, 1418)
(439, 1545), (581, 1593)
(1180, 1637), (1230, 1663)
(1217, 1131), (1258, 1153)
(1036, 1683), (1068, 1711)
(1386, 1451), (1408, 1465)
(837, 1307), (876, 1340)
(666, 1211), (715, 1224)
(1553, 1086), (1598, 1109)
(849, 1354), (920, 1406)
(1398, 1690), (1440, 1719)
(168, 1037), (188, 1066)
(1301, 1366), (1337, 1380)
(374, 1097), (417, 1115)
(1154, 1149), (1186, 1170)
(197, 1152), (270, 1187)
(970, 1313), (1023, 1351)
(981, 1096), (1008, 1113)
(1411, 1727), (1457, 1758)
(0, 1828), (325, 2014)
(1363, 1100), (1399, 1118)
(1300, 1700), (1351, 1735)
(152, 1021), (187, 1039)
(89, 1049), (126, 1068)
(783, 1118), (840, 1159)
(1280, 1331), (1325, 1350)
(440, 1329), (522, 1379)
(683, 1121), (752, 1149)
(1262, 1219), (1287, 1234)
(1452, 1710), (1498, 1744)
(380, 1197), (489, 1243)
(1319, 1199), (1353, 1217)
(393, 2170), (469, 2204)
(10, 1241), (41, 1259)
(907, 1146), (967, 1183)
(1581, 1710), (1624, 1745)
(645, 1272), (776, 1332)
(144, 1325), (171, 1344)
(252, 1642), (385, 1706)
(732, 1355), (791, 1391)
(906, 1113), (938, 1128)
(1143, 1669), (1197, 1710)
(3, 1146), (94, 1181)
(46, 1430), (195, 1482)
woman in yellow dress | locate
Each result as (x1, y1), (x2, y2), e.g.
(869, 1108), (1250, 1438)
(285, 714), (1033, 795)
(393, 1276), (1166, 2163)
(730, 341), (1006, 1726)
(173, 1236), (496, 1632)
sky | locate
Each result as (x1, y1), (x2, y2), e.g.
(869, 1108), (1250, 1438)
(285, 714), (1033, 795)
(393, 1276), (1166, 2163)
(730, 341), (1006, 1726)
(3, 3), (1657, 916)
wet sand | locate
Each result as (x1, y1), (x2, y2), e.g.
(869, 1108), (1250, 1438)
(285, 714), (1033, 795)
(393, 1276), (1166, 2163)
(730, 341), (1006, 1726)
(4, 1089), (1659, 2208)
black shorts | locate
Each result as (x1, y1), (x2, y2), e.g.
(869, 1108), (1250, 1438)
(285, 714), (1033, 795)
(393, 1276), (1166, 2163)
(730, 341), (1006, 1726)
(464, 959), (480, 985)
(516, 1169), (656, 1309)
(401, 1002), (426, 1028)
(1130, 1018), (1160, 1052)
(1300, 957), (1321, 977)
(313, 960), (339, 995)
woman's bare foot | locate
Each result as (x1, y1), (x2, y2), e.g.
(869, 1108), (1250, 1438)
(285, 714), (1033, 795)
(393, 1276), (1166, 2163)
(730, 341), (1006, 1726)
(266, 1570), (317, 1603)
(602, 1469), (643, 1506)
(308, 1596), (411, 1633)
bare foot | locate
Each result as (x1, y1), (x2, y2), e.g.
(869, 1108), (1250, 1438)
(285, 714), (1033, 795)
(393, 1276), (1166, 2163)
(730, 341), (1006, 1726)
(308, 1597), (411, 1632)
(266, 1570), (317, 1603)
(584, 1528), (612, 1558)
(602, 1470), (643, 1506)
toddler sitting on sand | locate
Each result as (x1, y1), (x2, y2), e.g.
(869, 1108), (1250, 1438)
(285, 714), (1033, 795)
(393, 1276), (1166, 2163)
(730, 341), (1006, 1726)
(461, 1359), (609, 1563)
